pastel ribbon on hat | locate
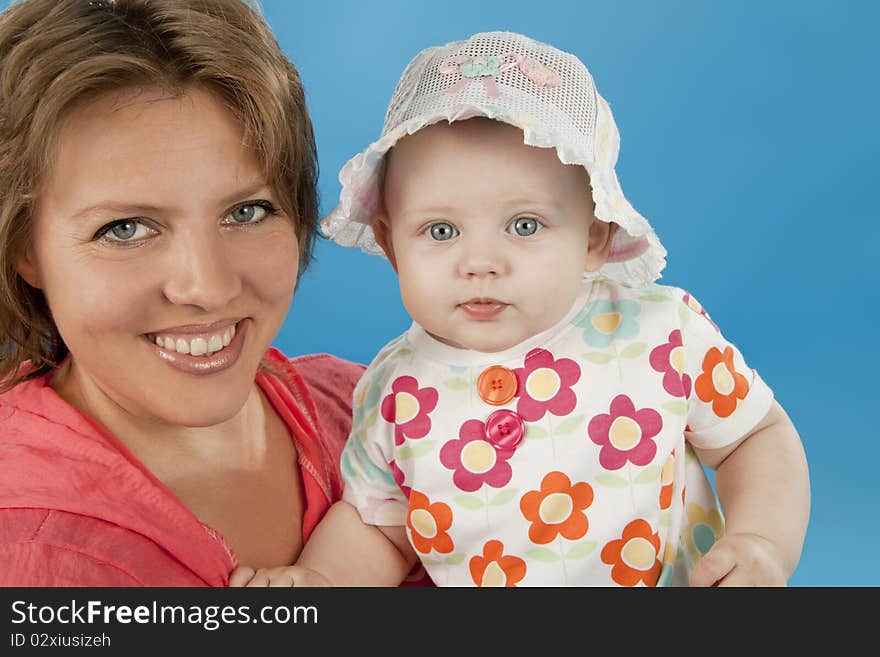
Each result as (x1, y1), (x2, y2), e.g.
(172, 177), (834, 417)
(440, 53), (561, 97)
(439, 53), (521, 98)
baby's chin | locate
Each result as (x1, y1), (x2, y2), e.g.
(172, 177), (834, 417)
(428, 330), (525, 354)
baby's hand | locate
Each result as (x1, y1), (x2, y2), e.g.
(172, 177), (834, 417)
(689, 532), (788, 587)
(228, 565), (331, 587)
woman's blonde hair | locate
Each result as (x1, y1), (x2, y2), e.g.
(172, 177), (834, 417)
(0, 0), (319, 390)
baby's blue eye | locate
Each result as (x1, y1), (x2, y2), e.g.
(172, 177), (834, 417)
(427, 222), (458, 241)
(509, 217), (542, 237)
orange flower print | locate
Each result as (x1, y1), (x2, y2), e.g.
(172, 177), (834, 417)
(601, 519), (663, 587)
(520, 471), (593, 545)
(469, 540), (527, 587)
(406, 491), (454, 555)
(694, 346), (749, 418)
(659, 450), (675, 510)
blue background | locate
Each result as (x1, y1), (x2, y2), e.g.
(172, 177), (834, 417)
(260, 0), (878, 586)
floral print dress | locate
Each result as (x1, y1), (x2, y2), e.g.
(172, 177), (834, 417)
(341, 279), (773, 586)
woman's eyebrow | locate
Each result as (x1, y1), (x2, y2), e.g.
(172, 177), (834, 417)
(217, 181), (274, 206)
(68, 182), (273, 220)
(69, 202), (164, 221)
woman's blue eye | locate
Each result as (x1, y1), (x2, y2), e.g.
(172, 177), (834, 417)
(110, 221), (138, 240)
(509, 216), (542, 237)
(427, 222), (458, 241)
(96, 219), (152, 243)
(230, 203), (267, 224)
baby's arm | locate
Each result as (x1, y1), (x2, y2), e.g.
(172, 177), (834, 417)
(229, 501), (417, 587)
(296, 500), (417, 586)
(689, 400), (810, 586)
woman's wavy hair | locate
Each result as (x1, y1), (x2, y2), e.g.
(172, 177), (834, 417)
(0, 0), (319, 390)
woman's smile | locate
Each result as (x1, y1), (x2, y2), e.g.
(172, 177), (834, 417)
(146, 318), (247, 375)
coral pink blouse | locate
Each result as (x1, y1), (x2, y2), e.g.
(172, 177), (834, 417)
(0, 349), (364, 586)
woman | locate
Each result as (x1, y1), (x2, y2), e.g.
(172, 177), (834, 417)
(0, 0), (366, 586)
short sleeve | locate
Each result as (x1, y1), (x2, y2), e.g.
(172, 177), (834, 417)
(340, 364), (410, 527)
(678, 290), (774, 450)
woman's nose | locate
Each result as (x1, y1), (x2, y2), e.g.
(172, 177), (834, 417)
(162, 234), (242, 311)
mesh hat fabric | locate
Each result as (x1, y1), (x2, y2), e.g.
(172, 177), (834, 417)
(320, 31), (667, 286)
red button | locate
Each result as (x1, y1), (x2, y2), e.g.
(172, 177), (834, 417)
(485, 409), (525, 450)
(477, 365), (518, 406)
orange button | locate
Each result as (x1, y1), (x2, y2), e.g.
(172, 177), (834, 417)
(477, 365), (518, 406)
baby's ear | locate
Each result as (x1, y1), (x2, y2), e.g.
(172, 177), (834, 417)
(372, 211), (398, 272)
(585, 220), (617, 272)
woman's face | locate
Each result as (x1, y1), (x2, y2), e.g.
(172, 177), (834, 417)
(19, 86), (299, 427)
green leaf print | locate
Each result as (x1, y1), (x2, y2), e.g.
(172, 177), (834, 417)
(581, 352), (616, 365)
(678, 304), (691, 328)
(595, 473), (629, 488)
(525, 424), (550, 439)
(571, 311), (591, 328)
(526, 547), (562, 563)
(445, 554), (466, 566)
(639, 294), (671, 302)
(364, 408), (379, 429)
(564, 541), (597, 560)
(619, 342), (647, 359)
(662, 400), (688, 416)
(554, 414), (585, 435)
(442, 377), (470, 390)
(633, 464), (662, 484)
(489, 489), (518, 506)
(454, 494), (486, 510)
(396, 440), (437, 460)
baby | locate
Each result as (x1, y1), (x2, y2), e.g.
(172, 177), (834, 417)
(232, 31), (809, 587)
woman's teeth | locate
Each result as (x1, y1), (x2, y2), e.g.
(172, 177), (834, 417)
(150, 325), (235, 357)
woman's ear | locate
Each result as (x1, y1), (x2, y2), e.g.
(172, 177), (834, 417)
(585, 220), (617, 272)
(15, 246), (42, 289)
(372, 211), (398, 272)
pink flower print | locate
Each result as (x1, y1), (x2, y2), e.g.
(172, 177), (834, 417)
(440, 419), (515, 492)
(588, 395), (663, 470)
(649, 330), (692, 398)
(380, 376), (438, 446)
(682, 292), (719, 332)
(390, 459), (412, 499)
(513, 348), (581, 422)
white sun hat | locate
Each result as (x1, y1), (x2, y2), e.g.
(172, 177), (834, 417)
(320, 31), (666, 286)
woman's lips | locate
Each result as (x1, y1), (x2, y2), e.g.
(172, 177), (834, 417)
(146, 319), (247, 375)
(459, 299), (509, 319)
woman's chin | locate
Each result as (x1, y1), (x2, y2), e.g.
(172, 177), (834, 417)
(140, 381), (254, 429)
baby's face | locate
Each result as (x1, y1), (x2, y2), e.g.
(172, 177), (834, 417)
(380, 119), (608, 353)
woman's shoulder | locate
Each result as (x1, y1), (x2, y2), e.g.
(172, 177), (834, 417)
(286, 351), (367, 391)
(261, 348), (366, 413)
